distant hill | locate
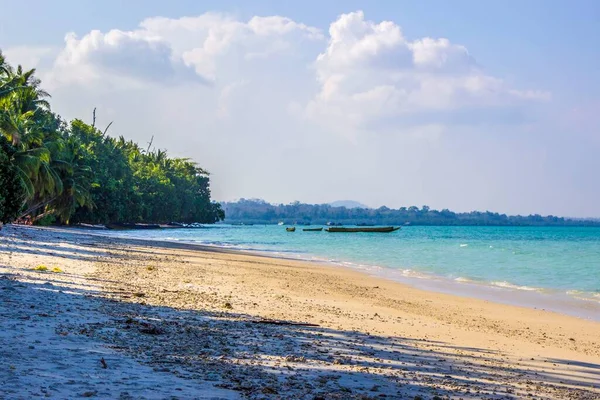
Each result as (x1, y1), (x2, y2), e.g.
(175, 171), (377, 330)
(329, 200), (370, 209)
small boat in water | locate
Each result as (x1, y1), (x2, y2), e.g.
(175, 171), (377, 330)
(286, 227), (296, 232)
(326, 226), (400, 233)
(302, 227), (323, 232)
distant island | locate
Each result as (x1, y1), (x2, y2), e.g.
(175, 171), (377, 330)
(222, 199), (600, 227)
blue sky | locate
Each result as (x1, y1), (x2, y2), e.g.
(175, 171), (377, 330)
(1, 1), (599, 216)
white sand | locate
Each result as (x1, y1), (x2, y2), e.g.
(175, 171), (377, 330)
(1, 225), (599, 399)
(0, 226), (238, 399)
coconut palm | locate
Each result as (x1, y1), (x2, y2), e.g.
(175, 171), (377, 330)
(0, 53), (65, 216)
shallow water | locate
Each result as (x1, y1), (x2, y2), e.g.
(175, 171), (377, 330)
(96, 225), (600, 320)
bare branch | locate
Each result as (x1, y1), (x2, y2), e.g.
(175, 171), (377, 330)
(146, 135), (154, 153)
(102, 121), (113, 136)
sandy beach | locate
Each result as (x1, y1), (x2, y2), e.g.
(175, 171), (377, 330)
(1, 225), (599, 399)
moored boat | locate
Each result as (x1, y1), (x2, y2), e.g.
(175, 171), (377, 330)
(286, 227), (296, 232)
(326, 226), (400, 233)
(106, 223), (162, 230)
(302, 227), (323, 232)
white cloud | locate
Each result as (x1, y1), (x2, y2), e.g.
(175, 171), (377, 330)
(247, 16), (323, 39)
(410, 38), (472, 70)
(305, 11), (549, 136)
(48, 29), (201, 89)
(46, 13), (323, 88)
(43, 10), (545, 131)
(134, 13), (323, 82)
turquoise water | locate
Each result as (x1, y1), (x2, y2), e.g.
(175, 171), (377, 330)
(96, 225), (600, 318)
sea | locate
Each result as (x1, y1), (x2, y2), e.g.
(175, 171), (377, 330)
(93, 225), (600, 321)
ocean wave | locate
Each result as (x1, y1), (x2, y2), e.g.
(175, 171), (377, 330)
(456, 277), (546, 293)
(567, 290), (600, 302)
(459, 244), (468, 247)
(490, 281), (539, 291)
(454, 277), (476, 283)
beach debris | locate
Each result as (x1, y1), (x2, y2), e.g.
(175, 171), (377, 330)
(139, 323), (163, 335)
(223, 302), (233, 309)
(52, 267), (64, 273)
(100, 357), (108, 369)
(33, 265), (48, 272)
(284, 355), (306, 363)
(261, 386), (278, 394)
(132, 292), (145, 298)
(252, 319), (320, 327)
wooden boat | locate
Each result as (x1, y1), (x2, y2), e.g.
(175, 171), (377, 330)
(326, 226), (400, 233)
(302, 227), (323, 232)
(106, 223), (162, 230)
(286, 227), (296, 232)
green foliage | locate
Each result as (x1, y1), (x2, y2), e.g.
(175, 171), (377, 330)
(223, 199), (598, 227)
(68, 120), (223, 224)
(0, 50), (223, 225)
(0, 136), (24, 223)
(35, 213), (56, 226)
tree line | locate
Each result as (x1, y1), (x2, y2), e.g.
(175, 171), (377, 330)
(223, 199), (600, 227)
(0, 50), (223, 226)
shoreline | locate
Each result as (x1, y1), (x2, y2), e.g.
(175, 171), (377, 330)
(68, 225), (600, 322)
(2, 225), (599, 399)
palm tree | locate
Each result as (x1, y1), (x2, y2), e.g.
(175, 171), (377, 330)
(31, 134), (93, 223)
(0, 53), (65, 217)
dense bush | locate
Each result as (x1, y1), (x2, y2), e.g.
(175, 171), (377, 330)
(0, 136), (24, 223)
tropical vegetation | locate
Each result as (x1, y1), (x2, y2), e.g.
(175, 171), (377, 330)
(223, 199), (600, 227)
(0, 50), (223, 226)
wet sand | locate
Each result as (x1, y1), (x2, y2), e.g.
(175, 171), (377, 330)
(1, 225), (599, 399)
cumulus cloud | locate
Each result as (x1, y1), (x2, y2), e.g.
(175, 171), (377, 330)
(48, 29), (202, 88)
(43, 10), (546, 130)
(305, 11), (549, 135)
(165, 14), (322, 81)
(46, 13), (324, 88)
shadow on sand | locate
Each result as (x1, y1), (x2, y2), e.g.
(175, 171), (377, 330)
(1, 272), (598, 400)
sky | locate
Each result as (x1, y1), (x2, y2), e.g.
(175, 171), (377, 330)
(1, 0), (599, 217)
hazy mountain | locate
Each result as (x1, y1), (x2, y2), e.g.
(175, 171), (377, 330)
(328, 200), (370, 209)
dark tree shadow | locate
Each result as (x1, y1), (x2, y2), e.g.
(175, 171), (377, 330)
(1, 273), (599, 400)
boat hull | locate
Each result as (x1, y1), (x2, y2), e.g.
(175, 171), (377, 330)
(326, 226), (400, 233)
(302, 228), (323, 232)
